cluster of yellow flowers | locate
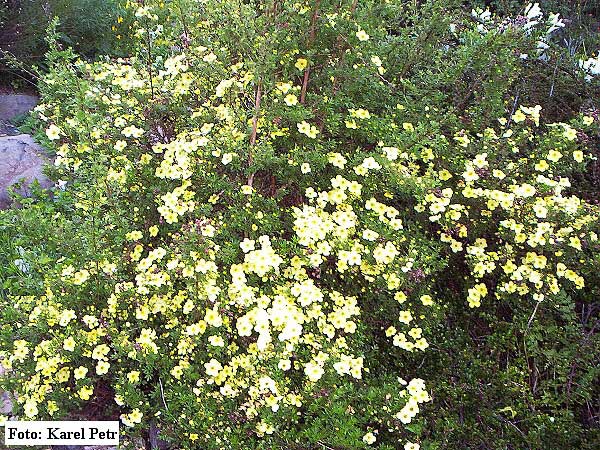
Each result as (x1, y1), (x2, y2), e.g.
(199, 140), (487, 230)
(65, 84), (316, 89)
(418, 106), (597, 307)
(7, 0), (598, 445)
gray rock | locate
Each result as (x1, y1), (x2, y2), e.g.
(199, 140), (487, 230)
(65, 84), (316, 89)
(0, 118), (20, 136)
(0, 390), (12, 415)
(0, 134), (53, 209)
(0, 363), (13, 416)
(0, 94), (39, 121)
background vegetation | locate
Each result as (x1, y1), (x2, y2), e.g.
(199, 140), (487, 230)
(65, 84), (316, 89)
(0, 1), (599, 449)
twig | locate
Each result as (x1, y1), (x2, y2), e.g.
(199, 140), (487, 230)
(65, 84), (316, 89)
(316, 440), (336, 450)
(249, 83), (262, 148)
(492, 413), (532, 450)
(247, 82), (262, 187)
(300, 67), (311, 104)
(159, 378), (168, 411)
(506, 90), (520, 129)
(525, 299), (542, 332)
(549, 55), (562, 98)
(300, 0), (320, 104)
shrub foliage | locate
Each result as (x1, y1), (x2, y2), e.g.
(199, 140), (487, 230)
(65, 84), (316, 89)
(0, 1), (599, 449)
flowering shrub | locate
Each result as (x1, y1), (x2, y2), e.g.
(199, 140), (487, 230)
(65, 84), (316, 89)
(417, 110), (599, 307)
(0, 1), (599, 449)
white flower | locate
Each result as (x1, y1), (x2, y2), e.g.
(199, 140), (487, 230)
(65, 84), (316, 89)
(363, 432), (376, 445)
(240, 238), (255, 253)
(356, 29), (369, 41)
(547, 13), (565, 34)
(471, 8), (491, 22)
(221, 153), (234, 165)
(525, 3), (542, 20)
(284, 94), (298, 106)
(46, 124), (61, 140)
(203, 52), (217, 63)
(304, 361), (324, 382)
(579, 54), (600, 82)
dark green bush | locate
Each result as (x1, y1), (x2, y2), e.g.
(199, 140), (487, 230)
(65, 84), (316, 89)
(0, 0), (132, 85)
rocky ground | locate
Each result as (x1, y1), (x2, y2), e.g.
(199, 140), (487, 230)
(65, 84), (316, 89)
(0, 93), (121, 450)
(0, 93), (52, 209)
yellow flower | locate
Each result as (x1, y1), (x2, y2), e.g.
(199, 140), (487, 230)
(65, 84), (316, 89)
(126, 230), (143, 241)
(345, 119), (358, 129)
(129, 408), (143, 423)
(295, 58), (308, 70)
(356, 29), (370, 41)
(72, 269), (90, 286)
(284, 93), (298, 106)
(204, 307), (223, 327)
(63, 336), (76, 351)
(563, 125), (577, 141)
(395, 291), (407, 303)
(74, 366), (88, 380)
(297, 121), (319, 138)
(78, 385), (94, 400)
(454, 134), (471, 147)
(24, 399), (38, 418)
(582, 116), (594, 126)
(47, 401), (59, 415)
(420, 295), (433, 306)
(46, 124), (62, 140)
(363, 432), (376, 444)
(534, 160), (549, 171)
(439, 169), (452, 181)
(350, 108), (371, 119)
(573, 150), (584, 163)
(547, 150), (562, 162)
(121, 125), (144, 138)
(512, 110), (526, 123)
(399, 310), (413, 324)
(96, 361), (110, 375)
(492, 169), (506, 179)
(127, 371), (140, 383)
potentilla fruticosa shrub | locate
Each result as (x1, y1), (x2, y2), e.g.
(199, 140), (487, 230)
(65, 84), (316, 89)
(1, 1), (599, 449)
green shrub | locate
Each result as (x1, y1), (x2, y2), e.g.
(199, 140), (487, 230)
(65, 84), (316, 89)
(0, 0), (133, 81)
(0, 1), (599, 449)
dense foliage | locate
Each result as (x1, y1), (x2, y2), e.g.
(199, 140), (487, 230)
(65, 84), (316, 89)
(0, 1), (599, 449)
(0, 0), (132, 85)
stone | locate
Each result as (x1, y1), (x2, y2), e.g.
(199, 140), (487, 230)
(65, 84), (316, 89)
(0, 363), (13, 416)
(0, 391), (12, 415)
(0, 94), (38, 121)
(0, 118), (20, 136)
(0, 134), (53, 209)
